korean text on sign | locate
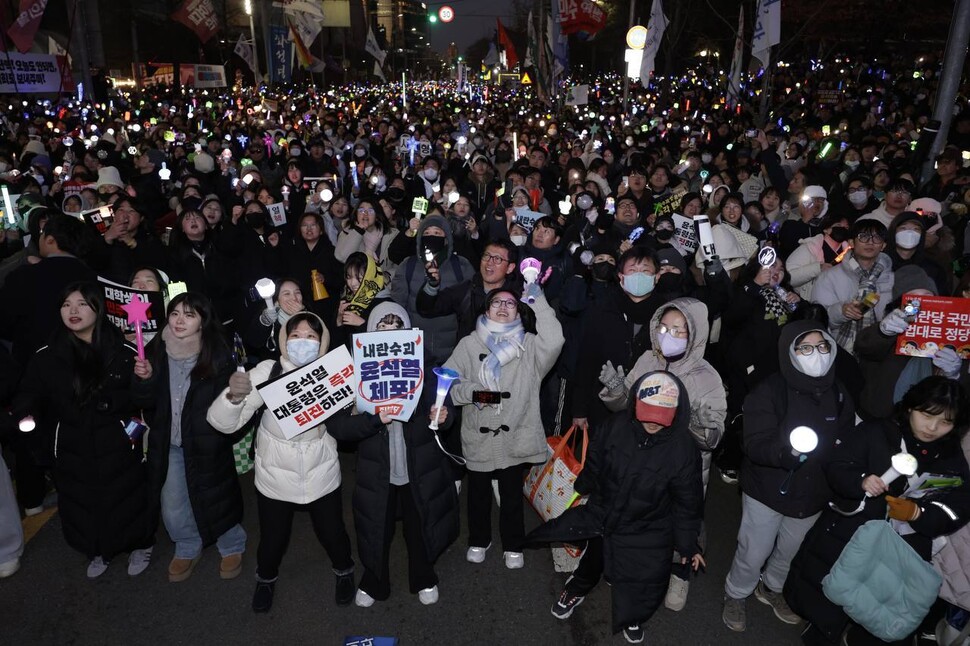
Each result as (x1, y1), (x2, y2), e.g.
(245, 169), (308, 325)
(352, 329), (425, 422)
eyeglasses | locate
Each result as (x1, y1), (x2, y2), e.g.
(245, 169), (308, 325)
(489, 299), (518, 310)
(847, 187), (868, 194)
(658, 324), (688, 338)
(794, 341), (832, 356)
(888, 188), (912, 196)
(482, 252), (510, 265)
(358, 207), (375, 215)
(854, 232), (885, 243)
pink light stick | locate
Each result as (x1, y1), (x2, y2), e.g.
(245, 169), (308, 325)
(121, 298), (152, 360)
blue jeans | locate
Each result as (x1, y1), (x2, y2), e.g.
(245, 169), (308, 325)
(161, 445), (246, 559)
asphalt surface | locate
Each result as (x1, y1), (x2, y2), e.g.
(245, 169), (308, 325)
(0, 459), (804, 646)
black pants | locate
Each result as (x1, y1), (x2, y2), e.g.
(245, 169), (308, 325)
(255, 488), (353, 581)
(467, 464), (526, 552)
(564, 538), (604, 595)
(13, 443), (46, 509)
(358, 483), (437, 599)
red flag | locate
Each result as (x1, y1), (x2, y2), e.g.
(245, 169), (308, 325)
(171, 0), (220, 44)
(558, 0), (607, 36)
(496, 19), (518, 69)
(7, 0), (48, 53)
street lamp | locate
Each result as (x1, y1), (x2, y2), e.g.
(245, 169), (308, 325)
(244, 0), (260, 85)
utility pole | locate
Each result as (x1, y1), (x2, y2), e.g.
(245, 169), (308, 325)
(131, 18), (142, 89)
(68, 0), (94, 98)
(621, 0), (636, 113)
(244, 0), (261, 86)
(920, 0), (970, 183)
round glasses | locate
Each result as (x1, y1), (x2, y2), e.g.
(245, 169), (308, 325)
(794, 341), (832, 356)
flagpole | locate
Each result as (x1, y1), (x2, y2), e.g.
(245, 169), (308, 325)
(621, 0), (636, 114)
(244, 0), (261, 86)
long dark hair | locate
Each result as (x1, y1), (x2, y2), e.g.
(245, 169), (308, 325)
(56, 281), (123, 404)
(896, 376), (970, 438)
(166, 292), (227, 380)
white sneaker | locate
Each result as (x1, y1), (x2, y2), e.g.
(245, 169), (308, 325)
(354, 589), (375, 608)
(86, 556), (108, 579)
(664, 574), (690, 611)
(0, 558), (20, 578)
(418, 586), (439, 605)
(466, 544), (491, 564)
(127, 547), (153, 576)
(504, 551), (524, 569)
(24, 506), (43, 517)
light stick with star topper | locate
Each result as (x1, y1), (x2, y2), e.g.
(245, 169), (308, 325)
(121, 298), (152, 361)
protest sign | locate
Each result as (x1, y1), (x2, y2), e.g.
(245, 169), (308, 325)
(894, 294), (970, 358)
(352, 329), (424, 421)
(512, 206), (543, 231)
(99, 276), (166, 336)
(81, 205), (114, 235)
(653, 185), (688, 216)
(671, 214), (699, 253)
(0, 52), (66, 93)
(266, 202), (287, 226)
(257, 345), (356, 440)
(187, 64), (226, 88)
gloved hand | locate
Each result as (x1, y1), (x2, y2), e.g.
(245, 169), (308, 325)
(598, 360), (626, 395)
(879, 308), (910, 336)
(259, 306), (279, 326)
(703, 257), (724, 282)
(886, 495), (921, 522)
(933, 347), (963, 379)
(227, 371), (253, 403)
(689, 403), (720, 430)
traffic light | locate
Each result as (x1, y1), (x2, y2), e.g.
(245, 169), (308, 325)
(428, 13), (437, 23)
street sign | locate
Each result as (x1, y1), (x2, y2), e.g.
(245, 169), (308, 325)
(521, 71), (533, 85)
(438, 5), (455, 22)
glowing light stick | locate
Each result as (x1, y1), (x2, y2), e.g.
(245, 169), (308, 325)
(780, 426), (818, 495)
(255, 277), (276, 311)
(2, 185), (13, 226)
(19, 416), (35, 432)
(430, 367), (459, 431)
(121, 297), (152, 361)
(869, 452), (918, 497)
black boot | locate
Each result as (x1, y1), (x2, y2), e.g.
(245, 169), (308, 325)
(252, 581), (275, 613)
(335, 571), (356, 606)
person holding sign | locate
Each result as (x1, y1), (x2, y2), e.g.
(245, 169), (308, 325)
(207, 311), (389, 613)
(443, 284), (564, 570)
(132, 292), (246, 584)
(336, 303), (460, 608)
(5, 282), (154, 579)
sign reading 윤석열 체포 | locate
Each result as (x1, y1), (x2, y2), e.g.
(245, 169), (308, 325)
(352, 329), (424, 421)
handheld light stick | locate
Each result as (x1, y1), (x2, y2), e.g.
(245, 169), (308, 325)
(693, 215), (717, 261)
(447, 191), (460, 206)
(18, 416), (35, 432)
(513, 132), (518, 161)
(255, 277), (276, 311)
(158, 163), (171, 181)
(558, 198), (572, 216)
(232, 333), (248, 373)
(780, 426), (818, 495)
(319, 187), (333, 202)
(280, 185), (290, 204)
(121, 298), (152, 361)
(868, 452), (918, 497)
(2, 185), (13, 226)
(430, 367), (459, 431)
(520, 257), (545, 304)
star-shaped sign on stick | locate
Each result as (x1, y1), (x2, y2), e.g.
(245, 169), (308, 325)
(121, 297), (152, 360)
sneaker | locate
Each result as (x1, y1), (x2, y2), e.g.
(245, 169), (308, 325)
(168, 555), (201, 583)
(24, 505), (44, 517)
(466, 543), (491, 564)
(127, 547), (153, 577)
(252, 581), (275, 613)
(720, 469), (739, 484)
(354, 588), (375, 608)
(722, 596), (747, 632)
(664, 573), (690, 611)
(550, 589), (585, 619)
(335, 571), (356, 606)
(0, 558), (20, 578)
(220, 553), (243, 580)
(623, 624), (645, 643)
(418, 586), (439, 605)
(86, 556), (108, 579)
(503, 551), (524, 569)
(754, 580), (801, 624)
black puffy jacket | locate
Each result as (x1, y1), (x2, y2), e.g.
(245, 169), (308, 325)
(133, 338), (241, 546)
(527, 372), (703, 633)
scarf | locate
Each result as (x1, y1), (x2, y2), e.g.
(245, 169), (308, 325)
(760, 285), (791, 325)
(475, 315), (525, 392)
(345, 254), (386, 314)
(835, 253), (887, 353)
(162, 325), (202, 360)
(362, 227), (383, 257)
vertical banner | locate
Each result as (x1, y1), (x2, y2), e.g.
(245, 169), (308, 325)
(726, 6), (744, 110)
(752, 0), (781, 68)
(7, 0), (49, 53)
(639, 0), (668, 87)
(270, 25), (292, 84)
(352, 330), (424, 421)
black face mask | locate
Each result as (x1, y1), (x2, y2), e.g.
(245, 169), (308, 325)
(828, 226), (849, 243)
(655, 228), (674, 242)
(591, 261), (614, 281)
(245, 212), (265, 229)
(385, 187), (405, 203)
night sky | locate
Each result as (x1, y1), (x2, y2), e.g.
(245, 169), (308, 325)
(426, 0), (519, 55)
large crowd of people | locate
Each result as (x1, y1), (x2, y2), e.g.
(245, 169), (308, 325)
(1, 52), (970, 644)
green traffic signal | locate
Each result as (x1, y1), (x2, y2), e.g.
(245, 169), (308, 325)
(428, 13), (438, 23)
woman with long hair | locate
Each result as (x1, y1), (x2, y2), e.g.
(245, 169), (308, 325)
(334, 199), (400, 276)
(8, 281), (154, 578)
(132, 292), (244, 583)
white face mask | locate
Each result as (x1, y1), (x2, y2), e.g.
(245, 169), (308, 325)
(847, 190), (869, 206)
(286, 338), (320, 367)
(895, 229), (921, 250)
(510, 234), (527, 247)
(290, 147), (301, 157)
(794, 350), (835, 378)
(701, 153), (713, 164)
(423, 168), (439, 182)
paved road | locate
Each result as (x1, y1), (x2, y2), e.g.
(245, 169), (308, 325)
(1, 459), (804, 646)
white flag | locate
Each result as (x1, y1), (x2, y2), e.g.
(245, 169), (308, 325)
(523, 10), (535, 69)
(751, 0), (780, 68)
(374, 61), (386, 82)
(234, 34), (257, 75)
(726, 6), (744, 109)
(639, 0), (668, 87)
(365, 27), (386, 67)
(565, 84), (589, 106)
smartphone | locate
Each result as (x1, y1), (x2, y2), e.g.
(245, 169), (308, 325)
(745, 129), (758, 138)
(472, 391), (503, 405)
(622, 176), (629, 188)
(606, 197), (615, 214)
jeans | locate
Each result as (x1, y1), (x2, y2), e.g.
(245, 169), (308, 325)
(725, 493), (819, 599)
(0, 454), (24, 566)
(161, 445), (246, 559)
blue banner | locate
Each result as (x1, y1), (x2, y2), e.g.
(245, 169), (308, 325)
(270, 25), (291, 84)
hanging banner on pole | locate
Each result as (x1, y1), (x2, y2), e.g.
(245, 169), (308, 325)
(234, 34), (257, 75)
(180, 64), (227, 88)
(752, 0), (781, 68)
(8, 0), (49, 53)
(170, 0), (220, 44)
(270, 25), (293, 84)
(0, 52), (66, 93)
